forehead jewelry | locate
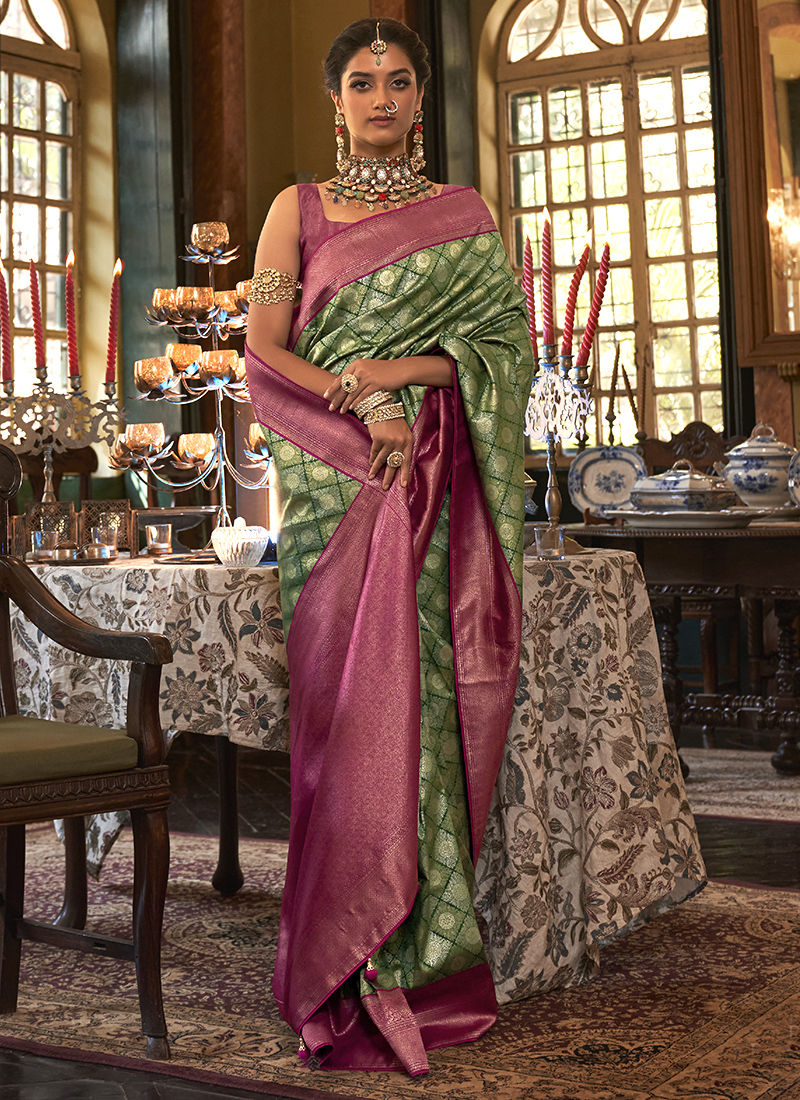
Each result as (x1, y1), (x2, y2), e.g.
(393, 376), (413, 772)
(385, 101), (398, 116)
(370, 21), (387, 65)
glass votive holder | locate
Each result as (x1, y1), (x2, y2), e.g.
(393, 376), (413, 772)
(125, 422), (166, 453)
(91, 526), (118, 551)
(134, 356), (174, 394)
(534, 525), (565, 561)
(191, 221), (229, 251)
(31, 530), (58, 559)
(145, 524), (172, 556)
(152, 288), (176, 312)
(177, 433), (215, 464)
(165, 343), (202, 372)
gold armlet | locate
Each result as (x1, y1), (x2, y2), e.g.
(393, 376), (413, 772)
(250, 267), (300, 305)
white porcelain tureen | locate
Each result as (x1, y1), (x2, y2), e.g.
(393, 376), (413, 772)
(722, 424), (796, 508)
(629, 460), (741, 512)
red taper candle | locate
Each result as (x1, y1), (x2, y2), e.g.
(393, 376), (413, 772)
(65, 250), (79, 377)
(105, 258), (123, 384)
(541, 209), (554, 346)
(0, 259), (11, 382)
(560, 232), (591, 356)
(29, 258), (45, 369)
(522, 235), (538, 359)
(575, 240), (610, 368)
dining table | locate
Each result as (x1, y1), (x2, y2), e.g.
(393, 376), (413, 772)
(566, 519), (800, 775)
(12, 546), (705, 1003)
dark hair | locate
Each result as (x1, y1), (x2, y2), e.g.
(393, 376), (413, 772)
(323, 18), (431, 96)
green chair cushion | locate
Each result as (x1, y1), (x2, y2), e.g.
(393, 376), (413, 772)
(0, 716), (138, 784)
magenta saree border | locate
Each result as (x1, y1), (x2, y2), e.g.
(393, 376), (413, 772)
(290, 188), (497, 347)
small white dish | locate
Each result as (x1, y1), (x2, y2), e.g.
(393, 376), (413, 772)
(211, 519), (270, 567)
(568, 446), (646, 516)
(605, 508), (769, 530)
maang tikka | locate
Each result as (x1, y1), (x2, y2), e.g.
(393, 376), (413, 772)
(370, 21), (387, 65)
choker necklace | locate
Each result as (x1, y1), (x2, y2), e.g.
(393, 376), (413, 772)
(325, 155), (432, 212)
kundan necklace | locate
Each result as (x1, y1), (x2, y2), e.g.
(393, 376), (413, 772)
(324, 154), (432, 211)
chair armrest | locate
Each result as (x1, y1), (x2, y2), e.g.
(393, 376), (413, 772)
(0, 556), (172, 665)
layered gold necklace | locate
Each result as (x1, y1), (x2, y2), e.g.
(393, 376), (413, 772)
(324, 155), (432, 212)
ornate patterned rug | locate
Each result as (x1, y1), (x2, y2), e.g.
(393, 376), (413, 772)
(2, 827), (799, 1099)
(682, 748), (800, 822)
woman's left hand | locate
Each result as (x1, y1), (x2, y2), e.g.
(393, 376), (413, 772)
(367, 419), (413, 489)
(323, 358), (405, 414)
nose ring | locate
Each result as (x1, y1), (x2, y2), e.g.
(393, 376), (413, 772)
(385, 101), (398, 116)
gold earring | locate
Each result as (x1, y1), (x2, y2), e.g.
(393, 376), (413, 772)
(411, 110), (425, 172)
(334, 112), (346, 169)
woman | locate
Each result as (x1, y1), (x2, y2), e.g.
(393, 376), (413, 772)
(245, 17), (534, 1075)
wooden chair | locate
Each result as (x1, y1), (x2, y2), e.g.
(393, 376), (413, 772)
(636, 422), (747, 741)
(0, 446), (174, 1058)
(16, 445), (98, 509)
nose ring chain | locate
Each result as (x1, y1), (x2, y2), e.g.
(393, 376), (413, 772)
(384, 101), (398, 116)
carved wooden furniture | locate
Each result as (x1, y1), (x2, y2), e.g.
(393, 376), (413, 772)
(636, 420), (745, 476)
(568, 522), (800, 775)
(17, 445), (98, 508)
(0, 448), (174, 1058)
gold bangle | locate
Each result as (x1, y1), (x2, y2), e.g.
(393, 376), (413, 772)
(250, 267), (300, 305)
(363, 402), (406, 425)
(353, 390), (393, 419)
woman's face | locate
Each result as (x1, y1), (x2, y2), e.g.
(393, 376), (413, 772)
(332, 43), (423, 160)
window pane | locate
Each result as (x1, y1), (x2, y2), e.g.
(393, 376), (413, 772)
(45, 271), (65, 328)
(46, 337), (68, 387)
(700, 389), (723, 431)
(45, 141), (70, 199)
(662, 0), (707, 41)
(650, 262), (688, 321)
(12, 72), (40, 129)
(553, 206), (589, 266)
(550, 144), (586, 202)
(536, 3), (599, 61)
(513, 212), (542, 267)
(2, 0), (44, 44)
(682, 67), (711, 122)
(638, 72), (675, 129)
(689, 192), (717, 253)
(510, 91), (543, 145)
(548, 86), (582, 140)
(645, 196), (684, 256)
(603, 265), (634, 325)
(594, 203), (630, 261)
(0, 70), (7, 125)
(0, 200), (7, 258)
(556, 267), (590, 332)
(654, 327), (692, 386)
(45, 81), (71, 135)
(29, 0), (70, 49)
(512, 150), (546, 208)
(12, 266), (31, 325)
(509, 0), (560, 62)
(591, 140), (627, 198)
(12, 201), (39, 260)
(0, 132), (7, 193)
(45, 205), (71, 263)
(684, 126), (714, 187)
(693, 259), (719, 316)
(587, 79), (623, 135)
(13, 135), (40, 196)
(641, 132), (679, 191)
(697, 326), (721, 384)
(656, 389), (695, 437)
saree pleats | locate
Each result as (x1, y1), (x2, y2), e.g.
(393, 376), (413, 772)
(245, 188), (534, 1073)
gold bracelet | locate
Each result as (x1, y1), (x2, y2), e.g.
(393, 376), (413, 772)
(363, 402), (406, 425)
(250, 267), (300, 305)
(353, 390), (394, 419)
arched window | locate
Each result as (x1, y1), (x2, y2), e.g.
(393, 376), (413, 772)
(1, 0), (79, 395)
(498, 0), (718, 443)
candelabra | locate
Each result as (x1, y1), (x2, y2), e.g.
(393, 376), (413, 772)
(0, 369), (123, 503)
(108, 222), (270, 527)
(525, 348), (593, 526)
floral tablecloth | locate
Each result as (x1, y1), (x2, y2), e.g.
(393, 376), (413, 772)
(12, 549), (705, 998)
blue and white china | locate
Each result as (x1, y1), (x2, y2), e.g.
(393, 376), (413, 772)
(789, 450), (800, 508)
(722, 424), (795, 508)
(568, 445), (646, 516)
(629, 459), (741, 512)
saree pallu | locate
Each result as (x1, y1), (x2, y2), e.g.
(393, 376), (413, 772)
(245, 188), (534, 1074)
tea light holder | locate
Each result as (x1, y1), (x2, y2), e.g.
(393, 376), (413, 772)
(111, 222), (269, 526)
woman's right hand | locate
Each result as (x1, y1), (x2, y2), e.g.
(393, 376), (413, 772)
(367, 418), (413, 489)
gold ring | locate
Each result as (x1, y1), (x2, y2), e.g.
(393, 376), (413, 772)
(387, 451), (404, 468)
(340, 373), (359, 393)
